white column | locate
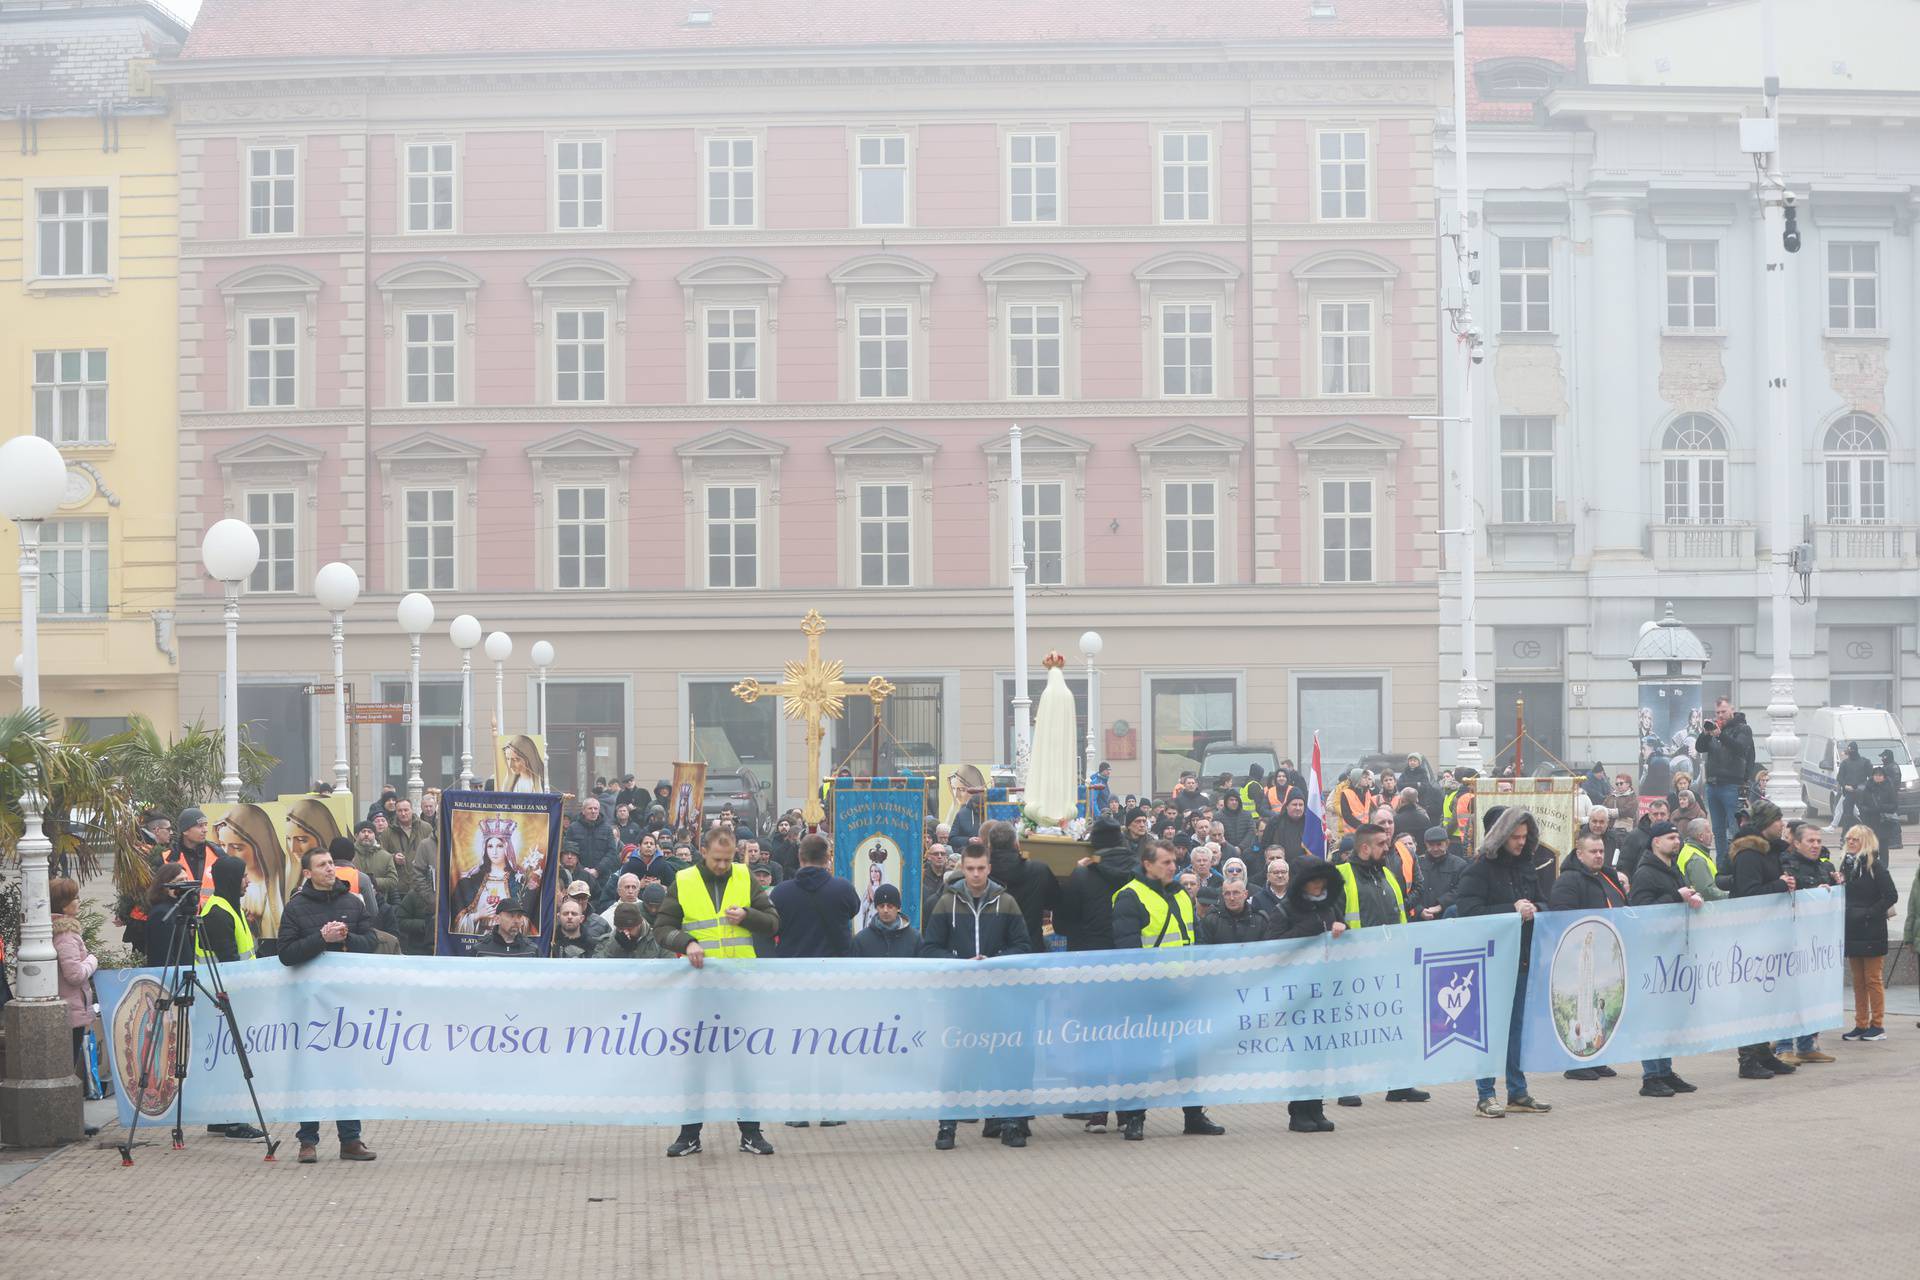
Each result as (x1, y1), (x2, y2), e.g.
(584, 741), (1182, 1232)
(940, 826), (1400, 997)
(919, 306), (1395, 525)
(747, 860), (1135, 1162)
(1447, 0), (1483, 773)
(458, 648), (474, 789)
(220, 582), (242, 803)
(406, 636), (425, 807)
(331, 611), (350, 793)
(1008, 425), (1032, 783)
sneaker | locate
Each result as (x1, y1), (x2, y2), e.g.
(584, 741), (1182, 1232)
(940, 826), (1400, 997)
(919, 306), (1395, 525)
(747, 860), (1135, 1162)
(1795, 1048), (1836, 1063)
(1121, 1116), (1145, 1141)
(1384, 1088), (1430, 1102)
(1475, 1097), (1505, 1118)
(1772, 1050), (1801, 1066)
(1861, 1026), (1887, 1042)
(1841, 1028), (1869, 1041)
(934, 1123), (956, 1151)
(223, 1123), (266, 1140)
(665, 1135), (702, 1158)
(1082, 1117), (1108, 1134)
(1662, 1073), (1698, 1094)
(1563, 1068), (1601, 1081)
(738, 1131), (775, 1156)
(1336, 1095), (1363, 1107)
(1593, 1065), (1619, 1078)
(1761, 1054), (1798, 1074)
(1638, 1077), (1676, 1098)
(1505, 1094), (1552, 1114)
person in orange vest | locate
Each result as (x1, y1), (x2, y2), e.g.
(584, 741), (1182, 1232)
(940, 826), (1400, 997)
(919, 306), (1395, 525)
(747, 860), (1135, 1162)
(1328, 770), (1373, 843)
(163, 808), (218, 891)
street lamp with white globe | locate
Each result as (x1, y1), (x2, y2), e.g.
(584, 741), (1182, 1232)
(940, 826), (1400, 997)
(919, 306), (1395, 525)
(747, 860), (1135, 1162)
(314, 561), (361, 794)
(201, 518), (262, 803)
(485, 630), (512, 738)
(449, 614), (482, 788)
(396, 592), (434, 806)
(530, 640), (555, 739)
(1078, 630), (1104, 808)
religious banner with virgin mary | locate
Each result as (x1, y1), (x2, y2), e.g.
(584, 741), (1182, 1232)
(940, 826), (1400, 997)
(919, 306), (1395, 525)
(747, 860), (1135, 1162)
(437, 790), (563, 956)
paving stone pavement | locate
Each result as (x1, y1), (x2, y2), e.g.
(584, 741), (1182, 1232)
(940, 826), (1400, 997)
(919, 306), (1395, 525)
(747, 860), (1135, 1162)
(0, 1017), (1913, 1280)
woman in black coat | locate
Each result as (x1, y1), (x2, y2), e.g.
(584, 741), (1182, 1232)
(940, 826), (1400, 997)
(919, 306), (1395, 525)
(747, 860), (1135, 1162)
(1859, 763), (1903, 853)
(1839, 825), (1899, 1041)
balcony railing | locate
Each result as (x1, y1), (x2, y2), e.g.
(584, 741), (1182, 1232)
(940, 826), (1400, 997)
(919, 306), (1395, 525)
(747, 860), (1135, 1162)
(1647, 522), (1756, 570)
(1815, 523), (1920, 570)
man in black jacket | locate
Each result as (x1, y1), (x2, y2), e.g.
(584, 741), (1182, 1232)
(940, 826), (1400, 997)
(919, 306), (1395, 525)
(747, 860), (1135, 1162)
(279, 844), (378, 1163)
(982, 820), (1057, 951)
(1056, 816), (1135, 952)
(1724, 803), (1802, 1079)
(1196, 877), (1267, 945)
(925, 843), (1033, 1150)
(1695, 701), (1755, 856)
(1617, 797), (1671, 883)
(1627, 824), (1705, 1097)
(849, 884), (921, 957)
(1411, 826), (1469, 918)
(770, 834), (859, 958)
(1455, 807), (1556, 1119)
(195, 855), (267, 1141)
(1547, 831), (1630, 1084)
(1271, 857), (1345, 1133)
(1835, 741), (1871, 830)
(474, 899), (538, 956)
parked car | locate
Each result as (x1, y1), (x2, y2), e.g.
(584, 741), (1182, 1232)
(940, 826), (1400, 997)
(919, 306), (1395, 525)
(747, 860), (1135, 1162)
(1799, 706), (1918, 822)
(701, 767), (768, 835)
(1197, 741), (1280, 785)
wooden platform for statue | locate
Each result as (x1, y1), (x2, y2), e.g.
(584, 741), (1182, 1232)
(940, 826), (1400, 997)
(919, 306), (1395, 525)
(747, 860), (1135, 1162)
(1024, 833), (1091, 877)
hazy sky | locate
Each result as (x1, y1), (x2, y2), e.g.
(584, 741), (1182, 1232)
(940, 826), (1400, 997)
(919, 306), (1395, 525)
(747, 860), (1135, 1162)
(164, 0), (203, 23)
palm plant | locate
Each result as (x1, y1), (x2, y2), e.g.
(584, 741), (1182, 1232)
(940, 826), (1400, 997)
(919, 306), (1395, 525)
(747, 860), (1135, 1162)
(96, 715), (276, 819)
(0, 707), (137, 883)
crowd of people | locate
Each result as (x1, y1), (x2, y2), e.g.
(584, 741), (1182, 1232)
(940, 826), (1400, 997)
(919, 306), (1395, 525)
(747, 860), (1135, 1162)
(32, 720), (1913, 1164)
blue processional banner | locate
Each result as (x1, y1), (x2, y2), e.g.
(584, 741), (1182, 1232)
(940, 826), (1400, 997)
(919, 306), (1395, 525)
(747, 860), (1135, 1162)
(831, 777), (925, 931)
(92, 915), (1522, 1128)
(1519, 887), (1844, 1072)
(437, 790), (564, 957)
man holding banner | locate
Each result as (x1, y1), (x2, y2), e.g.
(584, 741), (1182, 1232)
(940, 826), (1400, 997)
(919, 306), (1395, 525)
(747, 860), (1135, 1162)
(1456, 807), (1556, 1120)
(1627, 822), (1706, 1097)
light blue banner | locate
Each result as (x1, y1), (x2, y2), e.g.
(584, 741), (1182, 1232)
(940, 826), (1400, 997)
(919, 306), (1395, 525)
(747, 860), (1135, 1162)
(1519, 887), (1845, 1072)
(93, 915), (1520, 1128)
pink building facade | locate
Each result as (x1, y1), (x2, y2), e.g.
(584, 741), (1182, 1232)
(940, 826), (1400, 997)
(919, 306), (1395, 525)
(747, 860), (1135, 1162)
(162, 1), (1449, 805)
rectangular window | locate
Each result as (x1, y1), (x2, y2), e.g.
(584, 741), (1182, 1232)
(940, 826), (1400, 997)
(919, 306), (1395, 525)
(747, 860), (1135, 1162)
(1319, 300), (1372, 395)
(245, 314), (297, 407)
(32, 349), (108, 444)
(704, 307), (759, 401)
(1009, 132), (1060, 224)
(856, 304), (910, 399)
(706, 136), (756, 228)
(403, 311), (456, 404)
(1321, 479), (1374, 583)
(41, 518), (107, 617)
(1163, 481), (1217, 585)
(1160, 302), (1215, 397)
(247, 146), (297, 236)
(1297, 676), (1383, 775)
(1316, 130), (1369, 220)
(1149, 676), (1237, 796)
(555, 485), (609, 590)
(403, 487), (456, 591)
(1827, 456), (1888, 525)
(1828, 241), (1879, 332)
(1159, 131), (1211, 222)
(1498, 237), (1551, 333)
(857, 483), (911, 587)
(1499, 415), (1555, 523)
(705, 485), (759, 589)
(405, 142), (456, 233)
(857, 134), (908, 227)
(1008, 303), (1062, 397)
(553, 309), (607, 402)
(1022, 481), (1064, 586)
(36, 187), (109, 278)
(1665, 240), (1718, 330)
(1663, 456), (1726, 524)
(555, 139), (605, 230)
(245, 490), (296, 593)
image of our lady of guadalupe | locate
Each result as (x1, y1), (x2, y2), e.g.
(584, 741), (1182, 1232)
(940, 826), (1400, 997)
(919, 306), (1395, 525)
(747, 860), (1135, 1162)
(450, 816), (547, 936)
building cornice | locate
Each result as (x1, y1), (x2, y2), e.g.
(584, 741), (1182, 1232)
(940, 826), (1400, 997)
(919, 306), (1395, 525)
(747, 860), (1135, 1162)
(1547, 86), (1920, 122)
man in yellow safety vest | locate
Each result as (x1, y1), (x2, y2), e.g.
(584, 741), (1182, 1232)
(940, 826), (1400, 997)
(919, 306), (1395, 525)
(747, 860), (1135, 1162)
(194, 853), (266, 1142)
(1332, 824), (1430, 1108)
(654, 826), (781, 1157)
(1110, 839), (1226, 1142)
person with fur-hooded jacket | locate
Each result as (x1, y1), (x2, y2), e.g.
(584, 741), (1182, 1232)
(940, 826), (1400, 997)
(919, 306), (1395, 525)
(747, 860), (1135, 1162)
(1454, 806), (1556, 1119)
(1270, 857), (1345, 1133)
(1721, 802), (1804, 1078)
(1056, 815), (1136, 952)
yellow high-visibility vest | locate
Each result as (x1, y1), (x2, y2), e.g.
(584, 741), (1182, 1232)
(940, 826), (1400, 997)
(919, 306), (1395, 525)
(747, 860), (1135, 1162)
(1334, 861), (1406, 929)
(195, 894), (256, 961)
(674, 863), (756, 959)
(1112, 879), (1193, 949)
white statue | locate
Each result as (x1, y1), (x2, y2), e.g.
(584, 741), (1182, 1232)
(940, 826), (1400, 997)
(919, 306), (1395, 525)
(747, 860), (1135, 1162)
(1023, 651), (1080, 828)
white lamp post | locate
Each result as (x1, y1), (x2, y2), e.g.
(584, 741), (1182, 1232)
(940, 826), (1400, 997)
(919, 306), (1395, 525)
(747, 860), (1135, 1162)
(200, 519), (262, 803)
(0, 436), (83, 1147)
(314, 561), (360, 795)
(1078, 630), (1103, 808)
(530, 640), (554, 740)
(450, 613), (481, 788)
(397, 592), (435, 806)
(485, 630), (512, 738)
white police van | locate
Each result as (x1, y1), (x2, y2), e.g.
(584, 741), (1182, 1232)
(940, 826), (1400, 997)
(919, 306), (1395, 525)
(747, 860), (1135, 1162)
(1798, 706), (1917, 823)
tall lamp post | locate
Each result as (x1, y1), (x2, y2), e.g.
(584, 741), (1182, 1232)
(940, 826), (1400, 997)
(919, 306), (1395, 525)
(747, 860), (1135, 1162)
(1078, 630), (1103, 809)
(314, 562), (360, 795)
(0, 434), (82, 1147)
(397, 592), (434, 807)
(450, 614), (481, 788)
(201, 519), (262, 803)
(485, 631), (512, 737)
(530, 640), (554, 739)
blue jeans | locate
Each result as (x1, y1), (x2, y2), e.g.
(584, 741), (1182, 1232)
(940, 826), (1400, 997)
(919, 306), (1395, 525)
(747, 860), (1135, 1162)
(1773, 1034), (1815, 1054)
(296, 1119), (362, 1145)
(1705, 783), (1741, 858)
(1476, 972), (1529, 1102)
(1641, 1056), (1672, 1079)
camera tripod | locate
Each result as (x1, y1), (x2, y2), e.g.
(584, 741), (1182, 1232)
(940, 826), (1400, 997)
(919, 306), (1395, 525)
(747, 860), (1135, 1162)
(116, 888), (279, 1165)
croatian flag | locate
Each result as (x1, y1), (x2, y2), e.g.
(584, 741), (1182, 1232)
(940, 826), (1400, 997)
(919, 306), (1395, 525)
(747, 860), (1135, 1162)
(1303, 733), (1327, 857)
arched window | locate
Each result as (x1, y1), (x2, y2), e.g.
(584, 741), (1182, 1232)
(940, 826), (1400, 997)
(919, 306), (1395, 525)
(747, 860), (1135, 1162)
(1824, 413), (1889, 524)
(1661, 414), (1728, 524)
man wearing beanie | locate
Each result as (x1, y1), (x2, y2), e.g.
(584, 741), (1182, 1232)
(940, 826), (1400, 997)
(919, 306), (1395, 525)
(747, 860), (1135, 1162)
(165, 807), (217, 890)
(850, 884), (921, 958)
(596, 901), (667, 958)
(1724, 802), (1801, 1079)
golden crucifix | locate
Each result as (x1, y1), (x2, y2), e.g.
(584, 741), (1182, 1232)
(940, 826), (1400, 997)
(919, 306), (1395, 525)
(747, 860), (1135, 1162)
(732, 610), (894, 827)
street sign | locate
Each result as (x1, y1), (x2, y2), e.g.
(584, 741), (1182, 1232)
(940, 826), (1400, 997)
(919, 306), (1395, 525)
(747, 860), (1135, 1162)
(303, 682), (356, 697)
(346, 703), (410, 725)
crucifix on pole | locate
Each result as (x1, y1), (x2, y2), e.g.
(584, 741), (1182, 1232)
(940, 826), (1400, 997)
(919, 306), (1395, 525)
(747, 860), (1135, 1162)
(732, 610), (894, 829)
